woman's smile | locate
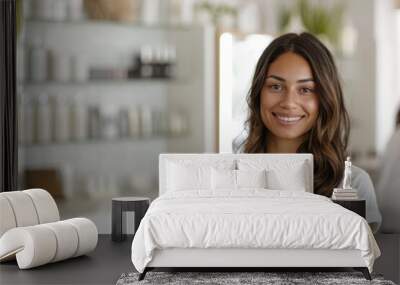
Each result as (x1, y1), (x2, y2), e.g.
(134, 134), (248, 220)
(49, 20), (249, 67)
(272, 112), (306, 125)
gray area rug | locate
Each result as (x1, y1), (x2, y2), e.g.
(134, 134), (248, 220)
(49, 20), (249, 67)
(116, 271), (396, 285)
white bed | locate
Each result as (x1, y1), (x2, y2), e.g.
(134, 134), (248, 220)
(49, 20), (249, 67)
(131, 154), (380, 280)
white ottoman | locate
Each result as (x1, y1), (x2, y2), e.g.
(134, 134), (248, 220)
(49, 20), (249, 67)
(0, 189), (98, 269)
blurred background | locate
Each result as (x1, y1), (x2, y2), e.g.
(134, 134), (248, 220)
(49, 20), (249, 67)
(16, 0), (400, 234)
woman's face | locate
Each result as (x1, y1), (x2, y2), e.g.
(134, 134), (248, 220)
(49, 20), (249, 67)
(260, 52), (319, 143)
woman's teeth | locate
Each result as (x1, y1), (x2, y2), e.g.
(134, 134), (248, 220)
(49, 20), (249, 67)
(276, 115), (303, 124)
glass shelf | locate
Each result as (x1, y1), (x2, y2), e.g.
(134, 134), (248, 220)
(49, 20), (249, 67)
(20, 133), (187, 148)
(25, 19), (201, 31)
(21, 78), (175, 87)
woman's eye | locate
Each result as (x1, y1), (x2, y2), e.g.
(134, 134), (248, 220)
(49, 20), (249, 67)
(268, 84), (283, 91)
(299, 87), (314, 94)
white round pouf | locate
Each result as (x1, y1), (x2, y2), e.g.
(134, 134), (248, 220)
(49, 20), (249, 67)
(0, 226), (57, 269)
(0, 192), (39, 227)
(65, 218), (98, 257)
(0, 190), (98, 269)
(23, 188), (60, 223)
(0, 196), (17, 237)
(42, 221), (79, 262)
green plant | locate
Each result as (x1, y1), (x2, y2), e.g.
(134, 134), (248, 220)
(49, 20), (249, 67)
(298, 0), (344, 47)
(278, 5), (292, 33)
(195, 1), (237, 26)
(277, 0), (345, 49)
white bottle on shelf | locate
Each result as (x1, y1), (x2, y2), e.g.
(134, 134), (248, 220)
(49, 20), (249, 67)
(117, 108), (130, 138)
(87, 105), (101, 140)
(28, 39), (48, 82)
(70, 94), (87, 142)
(128, 106), (140, 138)
(21, 95), (35, 145)
(61, 164), (75, 198)
(33, 0), (53, 20)
(139, 45), (154, 78)
(140, 106), (153, 137)
(101, 104), (119, 140)
(52, 0), (68, 21)
(36, 93), (52, 144)
(70, 54), (88, 82)
(141, 0), (161, 25)
(169, 111), (187, 136)
(52, 94), (70, 143)
(49, 49), (71, 82)
(67, 0), (85, 21)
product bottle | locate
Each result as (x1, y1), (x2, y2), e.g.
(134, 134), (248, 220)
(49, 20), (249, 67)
(29, 40), (48, 82)
(52, 95), (70, 143)
(70, 94), (87, 141)
(128, 106), (140, 138)
(21, 94), (35, 145)
(140, 106), (153, 137)
(36, 94), (52, 144)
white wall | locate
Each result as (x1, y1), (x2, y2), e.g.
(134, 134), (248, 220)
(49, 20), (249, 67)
(374, 0), (400, 153)
(167, 26), (217, 153)
(345, 0), (376, 155)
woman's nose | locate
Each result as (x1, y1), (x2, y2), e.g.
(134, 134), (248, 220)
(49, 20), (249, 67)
(279, 87), (298, 109)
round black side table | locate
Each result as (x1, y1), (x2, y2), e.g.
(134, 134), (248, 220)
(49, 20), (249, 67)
(112, 197), (150, 242)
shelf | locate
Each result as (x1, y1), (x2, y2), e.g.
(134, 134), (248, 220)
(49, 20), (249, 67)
(20, 134), (187, 148)
(25, 19), (202, 31)
(18, 78), (195, 90)
(21, 78), (175, 87)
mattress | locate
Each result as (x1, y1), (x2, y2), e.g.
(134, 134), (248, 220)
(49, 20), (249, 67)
(131, 189), (380, 273)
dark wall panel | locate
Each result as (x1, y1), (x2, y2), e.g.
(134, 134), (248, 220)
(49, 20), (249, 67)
(0, 0), (17, 192)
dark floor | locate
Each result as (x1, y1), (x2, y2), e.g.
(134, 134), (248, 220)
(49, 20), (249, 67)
(0, 235), (134, 285)
(1, 234), (398, 285)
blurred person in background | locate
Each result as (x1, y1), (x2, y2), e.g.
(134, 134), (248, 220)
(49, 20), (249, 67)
(376, 107), (400, 233)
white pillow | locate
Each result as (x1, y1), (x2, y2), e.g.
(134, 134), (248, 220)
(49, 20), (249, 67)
(167, 162), (212, 191)
(266, 164), (307, 191)
(236, 169), (267, 189)
(237, 159), (310, 192)
(211, 168), (236, 190)
(211, 169), (267, 190)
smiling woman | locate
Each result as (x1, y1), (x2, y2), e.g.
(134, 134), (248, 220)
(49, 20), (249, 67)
(241, 33), (381, 230)
(244, 33), (349, 198)
(261, 52), (319, 153)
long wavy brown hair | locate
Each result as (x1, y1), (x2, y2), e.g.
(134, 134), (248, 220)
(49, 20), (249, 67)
(243, 33), (350, 197)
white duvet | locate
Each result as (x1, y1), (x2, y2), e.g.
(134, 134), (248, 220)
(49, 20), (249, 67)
(131, 190), (380, 273)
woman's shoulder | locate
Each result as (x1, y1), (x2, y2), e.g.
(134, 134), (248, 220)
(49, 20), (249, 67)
(351, 165), (374, 189)
(352, 165), (371, 179)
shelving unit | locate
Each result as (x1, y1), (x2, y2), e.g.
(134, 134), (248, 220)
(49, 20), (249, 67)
(19, 9), (216, 233)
